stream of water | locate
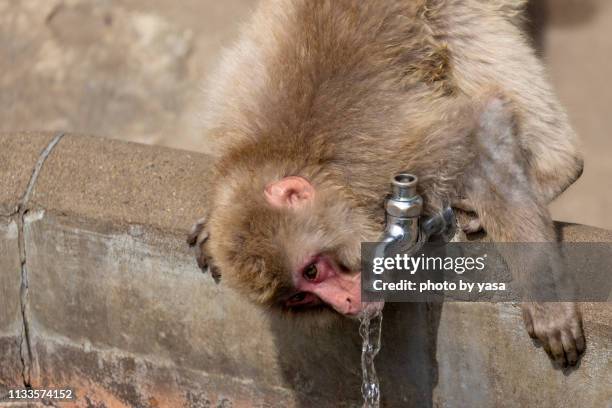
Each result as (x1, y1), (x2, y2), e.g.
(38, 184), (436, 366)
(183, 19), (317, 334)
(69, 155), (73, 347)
(359, 306), (383, 408)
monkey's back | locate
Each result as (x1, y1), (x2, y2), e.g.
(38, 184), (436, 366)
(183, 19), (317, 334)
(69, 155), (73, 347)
(201, 0), (556, 211)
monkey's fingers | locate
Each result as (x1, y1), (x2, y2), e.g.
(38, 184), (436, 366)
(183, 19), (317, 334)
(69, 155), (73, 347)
(462, 218), (482, 234)
(194, 243), (221, 283)
(210, 266), (221, 283)
(574, 328), (586, 357)
(187, 217), (209, 246)
(561, 330), (578, 366)
(195, 246), (210, 270)
(546, 331), (568, 368)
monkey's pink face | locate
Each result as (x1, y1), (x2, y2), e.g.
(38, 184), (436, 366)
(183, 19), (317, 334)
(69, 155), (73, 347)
(265, 176), (365, 317)
(284, 253), (363, 316)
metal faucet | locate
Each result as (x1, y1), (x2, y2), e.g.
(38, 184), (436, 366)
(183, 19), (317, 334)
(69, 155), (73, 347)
(375, 173), (456, 259)
(362, 173), (456, 302)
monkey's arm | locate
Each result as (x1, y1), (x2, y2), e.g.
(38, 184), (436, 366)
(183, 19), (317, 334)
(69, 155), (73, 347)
(459, 95), (585, 367)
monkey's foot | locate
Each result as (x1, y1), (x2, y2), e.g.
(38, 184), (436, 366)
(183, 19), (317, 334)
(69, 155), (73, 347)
(521, 302), (585, 368)
(452, 199), (483, 234)
(187, 217), (221, 282)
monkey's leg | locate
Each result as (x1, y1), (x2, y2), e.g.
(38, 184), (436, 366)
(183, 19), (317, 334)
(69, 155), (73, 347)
(501, 89), (583, 205)
(444, 4), (583, 203)
(462, 95), (585, 367)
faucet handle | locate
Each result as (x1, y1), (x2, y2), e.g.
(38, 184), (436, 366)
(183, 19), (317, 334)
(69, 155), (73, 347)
(420, 206), (457, 243)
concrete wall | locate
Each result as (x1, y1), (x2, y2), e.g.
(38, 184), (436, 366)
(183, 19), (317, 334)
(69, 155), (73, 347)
(0, 132), (610, 407)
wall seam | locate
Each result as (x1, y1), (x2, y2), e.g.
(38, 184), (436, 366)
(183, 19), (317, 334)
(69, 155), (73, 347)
(16, 132), (65, 387)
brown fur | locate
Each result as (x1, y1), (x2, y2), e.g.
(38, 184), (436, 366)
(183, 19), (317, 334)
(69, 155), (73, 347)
(190, 0), (584, 364)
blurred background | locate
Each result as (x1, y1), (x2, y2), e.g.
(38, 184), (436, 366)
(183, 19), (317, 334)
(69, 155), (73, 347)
(1, 0), (610, 229)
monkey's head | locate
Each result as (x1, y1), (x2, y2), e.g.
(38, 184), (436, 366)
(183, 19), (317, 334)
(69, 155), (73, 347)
(205, 170), (379, 322)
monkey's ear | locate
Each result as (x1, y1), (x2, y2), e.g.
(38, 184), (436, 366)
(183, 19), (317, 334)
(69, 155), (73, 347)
(264, 176), (315, 209)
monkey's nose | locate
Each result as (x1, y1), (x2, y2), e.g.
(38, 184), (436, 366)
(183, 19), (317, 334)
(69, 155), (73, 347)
(342, 296), (364, 316)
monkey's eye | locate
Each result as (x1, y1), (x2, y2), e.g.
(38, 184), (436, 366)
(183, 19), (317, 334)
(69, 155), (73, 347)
(302, 264), (318, 281)
(285, 291), (322, 309)
(289, 292), (307, 302)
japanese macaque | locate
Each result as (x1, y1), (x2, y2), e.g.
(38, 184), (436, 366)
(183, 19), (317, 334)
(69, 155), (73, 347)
(188, 0), (585, 367)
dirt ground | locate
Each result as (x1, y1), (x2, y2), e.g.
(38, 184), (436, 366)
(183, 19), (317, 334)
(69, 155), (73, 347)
(1, 0), (610, 229)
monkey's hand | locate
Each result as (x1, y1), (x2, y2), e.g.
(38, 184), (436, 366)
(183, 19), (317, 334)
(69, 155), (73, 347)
(521, 302), (585, 368)
(187, 217), (221, 282)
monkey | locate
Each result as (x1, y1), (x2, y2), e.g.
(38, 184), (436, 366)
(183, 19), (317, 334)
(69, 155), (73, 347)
(187, 0), (585, 367)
